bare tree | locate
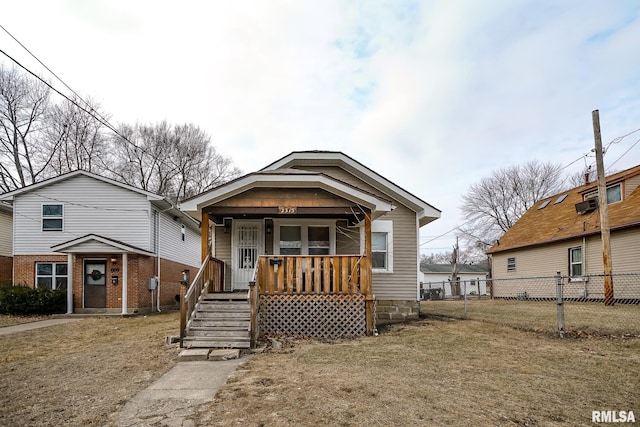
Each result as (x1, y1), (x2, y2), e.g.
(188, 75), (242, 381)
(459, 160), (565, 249)
(108, 121), (241, 202)
(0, 64), (58, 192)
(46, 96), (109, 175)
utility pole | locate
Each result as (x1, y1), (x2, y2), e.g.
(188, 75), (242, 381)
(592, 109), (614, 306)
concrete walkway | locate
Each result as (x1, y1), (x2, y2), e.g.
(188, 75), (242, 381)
(110, 357), (247, 427)
(0, 318), (82, 335)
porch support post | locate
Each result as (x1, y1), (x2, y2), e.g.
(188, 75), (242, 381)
(201, 211), (209, 262)
(66, 253), (73, 314)
(363, 212), (374, 334)
(122, 253), (128, 315)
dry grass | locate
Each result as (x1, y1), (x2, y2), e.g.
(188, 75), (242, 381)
(195, 319), (640, 426)
(422, 299), (640, 336)
(0, 311), (181, 426)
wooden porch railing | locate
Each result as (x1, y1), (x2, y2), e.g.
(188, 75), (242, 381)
(256, 255), (367, 295)
(179, 254), (225, 347)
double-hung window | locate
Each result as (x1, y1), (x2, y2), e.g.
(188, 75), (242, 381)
(569, 247), (582, 276)
(507, 257), (516, 272)
(36, 262), (68, 290)
(42, 204), (63, 231)
(368, 220), (393, 273)
(275, 221), (335, 255)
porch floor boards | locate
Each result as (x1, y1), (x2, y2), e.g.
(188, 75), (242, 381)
(183, 293), (251, 349)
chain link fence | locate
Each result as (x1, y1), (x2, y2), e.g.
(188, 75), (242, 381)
(421, 273), (640, 337)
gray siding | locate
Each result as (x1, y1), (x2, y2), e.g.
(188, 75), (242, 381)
(13, 175), (151, 255)
(158, 212), (200, 268)
(0, 209), (12, 257)
(296, 165), (421, 301)
(372, 205), (420, 301)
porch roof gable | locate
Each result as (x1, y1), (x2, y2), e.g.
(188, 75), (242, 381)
(51, 233), (155, 256)
(179, 171), (395, 218)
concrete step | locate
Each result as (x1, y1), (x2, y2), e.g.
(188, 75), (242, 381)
(183, 336), (251, 349)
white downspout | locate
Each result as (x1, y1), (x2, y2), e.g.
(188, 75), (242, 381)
(66, 253), (73, 314)
(122, 253), (128, 314)
(156, 211), (161, 312)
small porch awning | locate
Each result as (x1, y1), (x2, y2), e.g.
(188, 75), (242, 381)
(51, 234), (155, 256)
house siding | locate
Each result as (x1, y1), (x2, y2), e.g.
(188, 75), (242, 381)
(158, 211), (200, 268)
(213, 226), (232, 290)
(0, 208), (12, 257)
(625, 175), (640, 197)
(13, 175), (151, 255)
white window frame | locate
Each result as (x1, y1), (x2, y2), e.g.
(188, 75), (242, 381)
(362, 220), (393, 273)
(35, 262), (68, 290)
(42, 203), (64, 231)
(569, 246), (583, 277)
(273, 219), (336, 255)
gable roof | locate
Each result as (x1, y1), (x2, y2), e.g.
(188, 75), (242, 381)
(51, 234), (155, 256)
(0, 170), (164, 201)
(487, 164), (640, 254)
(0, 171), (200, 230)
(260, 151), (441, 227)
(421, 264), (488, 274)
(180, 168), (395, 220)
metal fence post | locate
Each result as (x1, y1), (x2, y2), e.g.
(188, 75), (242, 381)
(463, 280), (467, 318)
(555, 272), (565, 338)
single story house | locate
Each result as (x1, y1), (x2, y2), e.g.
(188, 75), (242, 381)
(180, 150), (440, 335)
(487, 164), (640, 300)
(0, 171), (202, 313)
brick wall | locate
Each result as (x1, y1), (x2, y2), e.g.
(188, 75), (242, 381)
(375, 299), (420, 324)
(14, 255), (68, 287)
(158, 258), (196, 308)
(0, 256), (12, 287)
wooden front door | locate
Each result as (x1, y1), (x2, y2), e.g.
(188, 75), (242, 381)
(232, 220), (263, 290)
(84, 260), (107, 308)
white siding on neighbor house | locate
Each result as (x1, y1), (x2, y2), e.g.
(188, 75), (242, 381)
(422, 272), (488, 296)
(157, 211), (200, 268)
(13, 175), (152, 255)
(0, 209), (12, 257)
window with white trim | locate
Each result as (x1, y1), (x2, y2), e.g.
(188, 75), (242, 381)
(507, 257), (516, 272)
(36, 262), (68, 290)
(366, 220), (393, 273)
(569, 247), (582, 276)
(42, 204), (63, 231)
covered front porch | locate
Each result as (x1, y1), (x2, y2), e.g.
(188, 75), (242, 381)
(179, 170), (395, 345)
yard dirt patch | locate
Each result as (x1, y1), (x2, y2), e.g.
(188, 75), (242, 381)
(0, 311), (181, 426)
(0, 314), (51, 327)
(196, 319), (639, 426)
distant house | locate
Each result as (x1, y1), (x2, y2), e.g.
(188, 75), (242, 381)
(0, 171), (201, 313)
(0, 202), (12, 287)
(487, 164), (640, 299)
(421, 264), (488, 297)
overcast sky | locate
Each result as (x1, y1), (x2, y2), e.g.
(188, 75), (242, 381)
(2, 1), (640, 255)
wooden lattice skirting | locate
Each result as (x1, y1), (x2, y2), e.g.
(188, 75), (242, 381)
(259, 294), (367, 338)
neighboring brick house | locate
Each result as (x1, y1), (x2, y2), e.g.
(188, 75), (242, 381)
(0, 171), (201, 314)
(487, 164), (640, 299)
(0, 201), (12, 287)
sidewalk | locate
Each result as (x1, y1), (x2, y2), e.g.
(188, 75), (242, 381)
(109, 355), (248, 427)
(0, 318), (82, 335)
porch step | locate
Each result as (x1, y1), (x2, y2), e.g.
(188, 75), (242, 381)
(202, 292), (248, 301)
(183, 336), (251, 349)
(184, 292), (252, 350)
